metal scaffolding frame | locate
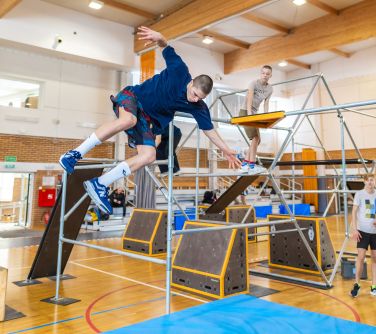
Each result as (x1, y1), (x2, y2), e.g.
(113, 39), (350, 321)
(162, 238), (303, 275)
(51, 73), (376, 314)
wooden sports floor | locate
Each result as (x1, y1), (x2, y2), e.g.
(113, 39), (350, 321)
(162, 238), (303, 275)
(1, 215), (375, 333)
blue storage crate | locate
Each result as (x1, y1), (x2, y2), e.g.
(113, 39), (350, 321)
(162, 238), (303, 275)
(279, 204), (310, 216)
(254, 205), (273, 218)
(174, 208), (196, 230)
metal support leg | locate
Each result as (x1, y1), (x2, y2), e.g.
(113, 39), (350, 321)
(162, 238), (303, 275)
(166, 121), (174, 314)
(42, 171), (80, 305)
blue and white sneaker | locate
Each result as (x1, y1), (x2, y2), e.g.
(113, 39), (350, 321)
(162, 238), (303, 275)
(59, 150), (82, 174)
(238, 162), (249, 174)
(83, 178), (113, 215)
(248, 164), (267, 175)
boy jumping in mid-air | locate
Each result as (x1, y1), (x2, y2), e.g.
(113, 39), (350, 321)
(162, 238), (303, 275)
(59, 26), (240, 214)
(350, 174), (376, 297)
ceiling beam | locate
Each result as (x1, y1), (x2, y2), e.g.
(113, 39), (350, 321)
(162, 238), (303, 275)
(242, 13), (289, 34)
(329, 48), (352, 58)
(102, 0), (156, 20)
(286, 59), (311, 70)
(198, 29), (250, 49)
(134, 0), (268, 53)
(0, 0), (21, 18)
(307, 0), (338, 15)
(224, 0), (376, 73)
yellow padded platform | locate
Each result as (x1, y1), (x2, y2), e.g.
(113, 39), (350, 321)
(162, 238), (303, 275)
(231, 111), (285, 128)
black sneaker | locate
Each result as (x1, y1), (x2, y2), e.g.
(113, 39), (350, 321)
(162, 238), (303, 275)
(371, 286), (376, 296)
(350, 283), (360, 298)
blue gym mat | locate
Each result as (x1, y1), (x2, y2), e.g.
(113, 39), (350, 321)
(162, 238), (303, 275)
(105, 294), (376, 334)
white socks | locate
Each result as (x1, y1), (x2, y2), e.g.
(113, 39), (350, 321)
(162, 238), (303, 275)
(98, 161), (131, 187)
(74, 133), (101, 157)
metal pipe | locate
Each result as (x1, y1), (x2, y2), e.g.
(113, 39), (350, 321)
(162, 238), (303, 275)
(343, 121), (369, 173)
(61, 237), (166, 264)
(176, 125), (197, 155)
(166, 121), (174, 314)
(81, 157), (119, 162)
(217, 74), (321, 98)
(339, 114), (350, 238)
(249, 227), (308, 237)
(144, 166), (191, 222)
(274, 174), (363, 180)
(268, 175), (331, 286)
(64, 193), (88, 221)
(250, 270), (330, 288)
(75, 163), (117, 170)
(218, 96), (250, 146)
(329, 237), (349, 284)
(54, 171), (68, 300)
(176, 171), (268, 177)
(282, 189), (355, 194)
(151, 160), (169, 165)
(172, 219), (294, 236)
(175, 111), (230, 124)
(321, 76), (368, 174)
(195, 127), (200, 220)
(286, 99), (376, 116)
(292, 137), (295, 215)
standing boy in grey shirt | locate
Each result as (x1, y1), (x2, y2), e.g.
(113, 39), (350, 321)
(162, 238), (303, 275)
(239, 65), (273, 174)
(350, 174), (376, 297)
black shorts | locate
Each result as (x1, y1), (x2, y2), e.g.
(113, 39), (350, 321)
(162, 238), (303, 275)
(110, 88), (155, 148)
(357, 230), (376, 250)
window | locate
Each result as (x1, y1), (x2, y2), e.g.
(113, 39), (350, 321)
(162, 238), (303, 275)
(0, 77), (40, 109)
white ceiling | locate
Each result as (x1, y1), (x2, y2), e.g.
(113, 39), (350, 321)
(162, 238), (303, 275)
(39, 0), (372, 71)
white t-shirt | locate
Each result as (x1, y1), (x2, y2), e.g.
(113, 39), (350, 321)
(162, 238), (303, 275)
(353, 189), (376, 234)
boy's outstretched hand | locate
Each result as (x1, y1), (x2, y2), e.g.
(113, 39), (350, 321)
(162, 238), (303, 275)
(224, 150), (242, 169)
(137, 26), (167, 48)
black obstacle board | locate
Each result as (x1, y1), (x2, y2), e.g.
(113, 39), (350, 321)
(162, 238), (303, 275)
(205, 175), (259, 214)
(259, 158), (372, 166)
(27, 166), (103, 279)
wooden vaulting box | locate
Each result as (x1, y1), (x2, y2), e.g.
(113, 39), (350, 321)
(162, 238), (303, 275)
(267, 215), (336, 274)
(171, 221), (249, 299)
(122, 209), (167, 256)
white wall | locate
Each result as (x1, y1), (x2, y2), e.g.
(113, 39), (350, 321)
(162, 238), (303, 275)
(0, 46), (120, 140)
(0, 0), (136, 68)
(281, 45), (376, 153)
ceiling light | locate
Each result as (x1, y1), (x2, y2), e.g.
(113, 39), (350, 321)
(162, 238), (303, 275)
(278, 60), (288, 67)
(89, 0), (103, 10)
(202, 36), (214, 45)
(292, 0), (306, 6)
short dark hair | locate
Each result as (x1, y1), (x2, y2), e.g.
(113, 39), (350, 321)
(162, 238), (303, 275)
(193, 75), (213, 95)
(262, 65), (272, 71)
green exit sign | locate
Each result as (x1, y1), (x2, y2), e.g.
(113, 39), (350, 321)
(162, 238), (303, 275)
(5, 156), (17, 162)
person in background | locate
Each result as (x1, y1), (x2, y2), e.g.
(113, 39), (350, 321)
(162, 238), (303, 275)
(239, 65), (273, 175)
(350, 174), (376, 297)
(156, 124), (182, 177)
(109, 188), (127, 217)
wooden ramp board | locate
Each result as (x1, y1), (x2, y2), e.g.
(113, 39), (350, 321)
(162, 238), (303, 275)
(27, 165), (103, 279)
(205, 175), (260, 214)
(231, 111), (285, 128)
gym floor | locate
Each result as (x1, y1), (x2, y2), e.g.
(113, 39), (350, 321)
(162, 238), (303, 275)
(1, 215), (375, 333)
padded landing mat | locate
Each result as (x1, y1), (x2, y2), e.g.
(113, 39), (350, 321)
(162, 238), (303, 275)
(105, 295), (376, 334)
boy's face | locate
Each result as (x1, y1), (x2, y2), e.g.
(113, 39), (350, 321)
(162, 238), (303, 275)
(187, 81), (207, 103)
(364, 177), (375, 189)
(260, 68), (272, 84)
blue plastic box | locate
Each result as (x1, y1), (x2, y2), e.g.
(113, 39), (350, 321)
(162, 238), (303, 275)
(279, 204), (310, 216)
(174, 208), (196, 230)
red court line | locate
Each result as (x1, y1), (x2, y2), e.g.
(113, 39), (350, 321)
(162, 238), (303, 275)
(269, 279), (362, 322)
(85, 280), (164, 333)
